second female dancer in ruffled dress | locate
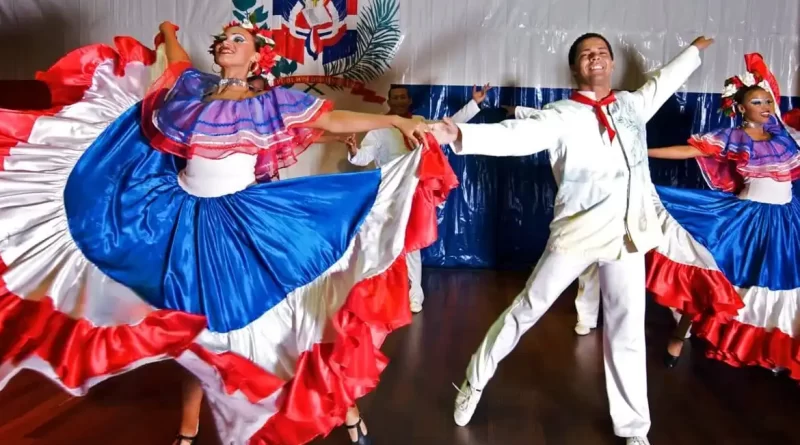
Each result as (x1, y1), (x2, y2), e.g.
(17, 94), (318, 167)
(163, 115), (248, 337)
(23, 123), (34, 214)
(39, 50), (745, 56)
(647, 54), (800, 380)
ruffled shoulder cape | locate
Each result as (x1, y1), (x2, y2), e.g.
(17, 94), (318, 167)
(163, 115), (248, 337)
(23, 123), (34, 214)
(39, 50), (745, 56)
(690, 116), (800, 192)
(141, 63), (332, 181)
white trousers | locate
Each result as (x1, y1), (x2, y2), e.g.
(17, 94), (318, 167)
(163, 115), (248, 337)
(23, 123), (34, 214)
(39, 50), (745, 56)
(466, 249), (651, 438)
(575, 264), (601, 327)
(575, 265), (689, 338)
(407, 250), (424, 305)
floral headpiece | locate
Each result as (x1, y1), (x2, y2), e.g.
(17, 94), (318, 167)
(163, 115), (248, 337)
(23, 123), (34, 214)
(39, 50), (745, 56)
(719, 53), (781, 118)
(209, 13), (278, 76)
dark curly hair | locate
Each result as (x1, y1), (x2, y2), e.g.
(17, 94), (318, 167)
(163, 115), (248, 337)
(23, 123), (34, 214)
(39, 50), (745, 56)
(568, 33), (614, 66)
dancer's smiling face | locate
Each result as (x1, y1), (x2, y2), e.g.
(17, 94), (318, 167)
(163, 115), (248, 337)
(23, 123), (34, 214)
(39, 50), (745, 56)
(571, 36), (615, 87)
(387, 86), (412, 116)
(212, 26), (260, 72)
(736, 86), (775, 125)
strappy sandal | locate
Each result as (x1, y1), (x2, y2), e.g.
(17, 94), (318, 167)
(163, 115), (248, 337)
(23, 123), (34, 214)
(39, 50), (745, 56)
(173, 433), (197, 444)
(664, 336), (686, 368)
(345, 418), (373, 445)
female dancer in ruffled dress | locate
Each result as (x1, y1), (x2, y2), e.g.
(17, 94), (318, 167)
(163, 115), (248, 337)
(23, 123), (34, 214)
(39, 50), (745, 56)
(646, 54), (800, 379)
(0, 18), (457, 445)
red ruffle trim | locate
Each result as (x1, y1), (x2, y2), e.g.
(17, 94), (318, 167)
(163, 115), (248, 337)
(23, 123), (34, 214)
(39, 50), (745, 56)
(36, 36), (156, 108)
(692, 317), (800, 381)
(646, 251), (800, 380)
(0, 260), (207, 389)
(0, 36), (156, 171)
(178, 255), (413, 445)
(405, 135), (460, 252)
(0, 36), (197, 382)
(253, 254), (413, 444)
(242, 134), (458, 444)
(645, 250), (744, 322)
(0, 32), (458, 442)
(163, 135), (457, 444)
(0, 128), (456, 444)
(690, 137), (748, 193)
(0, 36), (200, 384)
(253, 100), (333, 182)
(143, 87), (332, 183)
(690, 134), (800, 193)
(150, 135), (456, 444)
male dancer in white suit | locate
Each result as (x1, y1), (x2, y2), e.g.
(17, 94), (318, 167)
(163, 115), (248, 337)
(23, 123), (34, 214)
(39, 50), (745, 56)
(510, 113), (688, 340)
(431, 33), (714, 445)
(348, 83), (492, 313)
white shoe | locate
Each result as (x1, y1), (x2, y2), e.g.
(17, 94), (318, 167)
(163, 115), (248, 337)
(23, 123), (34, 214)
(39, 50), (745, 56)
(626, 437), (650, 445)
(574, 323), (593, 336)
(410, 290), (424, 313)
(453, 381), (482, 426)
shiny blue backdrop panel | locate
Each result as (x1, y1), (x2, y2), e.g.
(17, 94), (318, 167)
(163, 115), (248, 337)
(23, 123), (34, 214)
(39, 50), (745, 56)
(402, 84), (799, 268)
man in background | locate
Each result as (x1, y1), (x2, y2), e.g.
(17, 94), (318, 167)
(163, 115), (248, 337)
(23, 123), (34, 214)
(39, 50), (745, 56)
(347, 83), (493, 313)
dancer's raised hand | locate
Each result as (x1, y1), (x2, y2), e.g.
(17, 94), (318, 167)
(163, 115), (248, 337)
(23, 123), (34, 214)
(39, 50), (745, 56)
(691, 36), (714, 51)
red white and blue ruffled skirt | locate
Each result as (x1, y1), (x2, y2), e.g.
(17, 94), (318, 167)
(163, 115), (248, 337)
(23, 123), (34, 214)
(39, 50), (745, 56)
(646, 123), (800, 380)
(0, 37), (457, 444)
(647, 117), (800, 380)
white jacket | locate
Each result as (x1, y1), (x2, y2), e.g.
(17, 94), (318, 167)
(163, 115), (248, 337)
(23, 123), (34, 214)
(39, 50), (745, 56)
(452, 46), (702, 260)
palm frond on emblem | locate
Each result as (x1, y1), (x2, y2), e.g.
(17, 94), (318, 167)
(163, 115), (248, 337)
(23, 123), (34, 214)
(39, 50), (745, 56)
(323, 0), (401, 84)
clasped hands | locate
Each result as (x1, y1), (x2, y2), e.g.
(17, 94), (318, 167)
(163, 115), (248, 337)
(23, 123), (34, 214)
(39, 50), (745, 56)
(392, 117), (459, 148)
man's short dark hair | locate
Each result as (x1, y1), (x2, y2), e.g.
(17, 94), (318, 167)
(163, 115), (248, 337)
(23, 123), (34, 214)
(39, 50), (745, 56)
(388, 84), (409, 96)
(568, 33), (614, 66)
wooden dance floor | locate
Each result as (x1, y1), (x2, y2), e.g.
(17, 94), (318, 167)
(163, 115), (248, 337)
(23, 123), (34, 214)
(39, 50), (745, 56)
(0, 269), (797, 445)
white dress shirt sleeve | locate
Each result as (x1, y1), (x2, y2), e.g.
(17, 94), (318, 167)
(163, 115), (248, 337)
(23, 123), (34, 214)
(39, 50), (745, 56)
(449, 100), (481, 124)
(632, 45), (702, 122)
(514, 106), (540, 119)
(452, 106), (565, 157)
(348, 131), (380, 166)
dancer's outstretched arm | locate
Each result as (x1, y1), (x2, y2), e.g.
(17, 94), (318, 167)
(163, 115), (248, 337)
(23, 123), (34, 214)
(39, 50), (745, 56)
(632, 36), (713, 122)
(648, 145), (707, 159)
(307, 111), (429, 147)
(431, 109), (564, 157)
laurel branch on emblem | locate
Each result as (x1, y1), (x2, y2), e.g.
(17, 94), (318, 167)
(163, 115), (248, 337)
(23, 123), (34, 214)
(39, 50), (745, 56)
(322, 0), (401, 86)
(232, 0), (268, 23)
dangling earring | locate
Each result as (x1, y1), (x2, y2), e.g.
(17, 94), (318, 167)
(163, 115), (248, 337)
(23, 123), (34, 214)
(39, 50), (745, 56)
(212, 63), (222, 75)
(737, 108), (751, 128)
